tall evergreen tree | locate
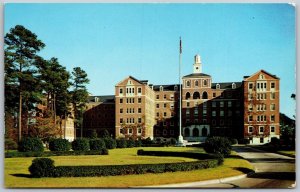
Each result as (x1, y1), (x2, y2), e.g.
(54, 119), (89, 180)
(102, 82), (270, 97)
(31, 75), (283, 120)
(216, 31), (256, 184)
(70, 67), (89, 138)
(5, 25), (45, 141)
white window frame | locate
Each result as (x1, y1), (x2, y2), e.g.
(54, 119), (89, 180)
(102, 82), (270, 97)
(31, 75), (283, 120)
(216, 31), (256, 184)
(259, 126), (264, 134)
(248, 126), (253, 133)
(270, 126), (275, 134)
(248, 115), (253, 122)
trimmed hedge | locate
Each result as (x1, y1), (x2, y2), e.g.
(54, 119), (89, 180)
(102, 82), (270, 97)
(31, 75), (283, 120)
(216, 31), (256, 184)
(135, 139), (142, 147)
(18, 137), (44, 152)
(5, 149), (108, 158)
(127, 138), (135, 148)
(49, 138), (71, 151)
(116, 139), (127, 148)
(89, 139), (106, 150)
(5, 138), (18, 150)
(29, 150), (222, 177)
(72, 138), (90, 151)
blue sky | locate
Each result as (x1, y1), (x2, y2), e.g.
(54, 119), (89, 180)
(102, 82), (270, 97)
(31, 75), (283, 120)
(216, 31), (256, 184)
(4, 3), (295, 118)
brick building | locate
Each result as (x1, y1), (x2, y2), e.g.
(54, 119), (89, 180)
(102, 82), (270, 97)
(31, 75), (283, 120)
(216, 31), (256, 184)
(83, 54), (280, 144)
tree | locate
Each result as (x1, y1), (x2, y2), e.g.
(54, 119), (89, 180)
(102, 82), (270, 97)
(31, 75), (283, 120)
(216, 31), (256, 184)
(70, 67), (89, 138)
(5, 25), (45, 141)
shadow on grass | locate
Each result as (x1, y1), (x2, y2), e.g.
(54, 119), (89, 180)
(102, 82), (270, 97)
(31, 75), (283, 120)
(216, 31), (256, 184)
(11, 174), (33, 178)
(233, 167), (254, 174)
(248, 172), (296, 180)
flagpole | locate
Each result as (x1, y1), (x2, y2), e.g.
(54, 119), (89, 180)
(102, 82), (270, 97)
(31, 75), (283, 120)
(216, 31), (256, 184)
(178, 37), (184, 146)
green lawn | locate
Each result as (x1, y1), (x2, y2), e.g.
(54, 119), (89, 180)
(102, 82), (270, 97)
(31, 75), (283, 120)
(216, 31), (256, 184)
(277, 150), (296, 158)
(5, 147), (254, 188)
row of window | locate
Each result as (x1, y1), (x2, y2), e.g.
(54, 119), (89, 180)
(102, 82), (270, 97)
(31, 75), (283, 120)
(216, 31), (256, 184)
(119, 108), (142, 114)
(156, 103), (174, 109)
(155, 129), (175, 136)
(248, 126), (276, 134)
(248, 82), (276, 90)
(119, 118), (142, 124)
(120, 87), (142, 94)
(156, 94), (174, 100)
(120, 128), (142, 135)
(248, 115), (276, 122)
(120, 97), (142, 104)
(185, 79), (209, 87)
(156, 112), (174, 118)
(184, 119), (234, 126)
(248, 92), (276, 100)
(248, 104), (276, 111)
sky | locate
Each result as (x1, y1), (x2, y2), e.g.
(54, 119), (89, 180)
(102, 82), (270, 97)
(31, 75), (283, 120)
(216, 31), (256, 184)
(4, 3), (296, 118)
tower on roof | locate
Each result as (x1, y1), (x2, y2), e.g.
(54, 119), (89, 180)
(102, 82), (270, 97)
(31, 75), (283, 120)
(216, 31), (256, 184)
(193, 54), (202, 73)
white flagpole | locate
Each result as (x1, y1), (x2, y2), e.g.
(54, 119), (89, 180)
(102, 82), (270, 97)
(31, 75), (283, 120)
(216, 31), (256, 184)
(178, 37), (184, 146)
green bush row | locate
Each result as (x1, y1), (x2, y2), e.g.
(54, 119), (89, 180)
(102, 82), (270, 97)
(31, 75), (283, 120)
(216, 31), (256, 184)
(5, 149), (108, 158)
(29, 157), (220, 178)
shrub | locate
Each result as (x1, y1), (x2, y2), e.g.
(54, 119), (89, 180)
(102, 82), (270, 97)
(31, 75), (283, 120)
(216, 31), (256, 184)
(5, 138), (18, 150)
(18, 137), (44, 152)
(89, 129), (98, 139)
(142, 137), (153, 145)
(229, 138), (238, 145)
(204, 137), (232, 157)
(170, 138), (177, 145)
(89, 139), (106, 150)
(135, 139), (142, 147)
(104, 138), (117, 149)
(116, 139), (127, 148)
(29, 158), (55, 178)
(238, 138), (250, 144)
(127, 138), (135, 148)
(49, 138), (71, 151)
(72, 138), (90, 151)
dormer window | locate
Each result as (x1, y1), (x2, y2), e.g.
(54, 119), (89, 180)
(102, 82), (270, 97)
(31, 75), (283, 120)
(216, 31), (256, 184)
(232, 83), (236, 89)
(160, 86), (163, 91)
(216, 84), (220, 89)
(174, 85), (178, 91)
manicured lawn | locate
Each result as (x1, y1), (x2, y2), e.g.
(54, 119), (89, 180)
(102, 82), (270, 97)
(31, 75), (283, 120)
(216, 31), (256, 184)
(5, 147), (253, 188)
(277, 150), (296, 158)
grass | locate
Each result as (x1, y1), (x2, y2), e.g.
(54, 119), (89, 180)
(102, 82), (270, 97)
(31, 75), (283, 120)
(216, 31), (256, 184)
(277, 150), (296, 158)
(5, 147), (254, 188)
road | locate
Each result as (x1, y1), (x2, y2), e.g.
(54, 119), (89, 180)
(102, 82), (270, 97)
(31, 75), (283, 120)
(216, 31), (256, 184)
(198, 146), (296, 188)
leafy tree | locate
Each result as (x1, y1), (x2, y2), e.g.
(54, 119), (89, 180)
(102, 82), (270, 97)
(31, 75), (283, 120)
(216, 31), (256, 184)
(70, 67), (89, 138)
(5, 25), (45, 141)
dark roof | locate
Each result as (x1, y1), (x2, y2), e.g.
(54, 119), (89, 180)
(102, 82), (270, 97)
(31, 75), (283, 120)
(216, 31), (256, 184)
(153, 84), (180, 91)
(211, 82), (242, 89)
(183, 73), (211, 78)
(88, 95), (115, 103)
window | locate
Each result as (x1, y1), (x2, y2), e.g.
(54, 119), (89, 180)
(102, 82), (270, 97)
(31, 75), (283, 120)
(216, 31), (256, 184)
(128, 128), (133, 134)
(248, 104), (253, 111)
(271, 104), (275, 111)
(195, 81), (199, 86)
(216, 84), (220, 89)
(138, 108), (142, 113)
(174, 85), (178, 91)
(213, 92), (216, 97)
(271, 115), (275, 122)
(212, 120), (216, 126)
(164, 112), (167, 117)
(212, 101), (216, 107)
(203, 109), (207, 116)
(170, 94), (174, 100)
(120, 108), (123, 113)
(270, 126), (275, 133)
(259, 126), (264, 134)
(202, 91), (208, 99)
(228, 101), (232, 107)
(220, 101), (224, 107)
(228, 110), (232, 116)
(257, 115), (260, 122)
(170, 130), (174, 135)
(194, 108), (198, 115)
(120, 98), (123, 103)
(248, 83), (253, 90)
(271, 92), (275, 100)
(156, 104), (159, 108)
(232, 83), (236, 89)
(138, 128), (142, 134)
(271, 82), (275, 89)
(164, 95), (167, 99)
(248, 126), (253, 133)
(203, 80), (207, 86)
(248, 115), (253, 122)
(187, 102), (190, 107)
(186, 81), (190, 87)
(170, 121), (174, 126)
(156, 95), (159, 99)
(260, 137), (264, 143)
(132, 88), (135, 93)
(156, 112), (159, 117)
(186, 109), (190, 115)
(138, 118), (142, 123)
(120, 118), (123, 124)
(160, 86), (163, 91)
(170, 103), (174, 109)
(164, 103), (167, 108)
(186, 92), (191, 99)
(220, 111), (224, 116)
(138, 98), (141, 103)
(212, 111), (216, 116)
(120, 88), (123, 94)
(193, 92), (200, 99)
(138, 87), (141, 93)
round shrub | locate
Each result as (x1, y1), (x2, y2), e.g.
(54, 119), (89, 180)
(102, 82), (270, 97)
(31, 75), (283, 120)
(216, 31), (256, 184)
(72, 138), (90, 151)
(204, 137), (232, 157)
(127, 138), (135, 148)
(104, 138), (117, 149)
(49, 138), (71, 151)
(229, 138), (238, 145)
(18, 137), (44, 152)
(116, 138), (127, 148)
(29, 158), (55, 178)
(5, 138), (18, 150)
(89, 139), (106, 150)
(170, 138), (177, 146)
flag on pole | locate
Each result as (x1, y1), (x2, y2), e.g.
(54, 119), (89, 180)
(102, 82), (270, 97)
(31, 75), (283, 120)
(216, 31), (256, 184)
(179, 37), (182, 54)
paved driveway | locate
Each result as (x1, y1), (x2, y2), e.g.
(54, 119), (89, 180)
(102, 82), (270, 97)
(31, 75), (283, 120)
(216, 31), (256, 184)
(199, 146), (296, 188)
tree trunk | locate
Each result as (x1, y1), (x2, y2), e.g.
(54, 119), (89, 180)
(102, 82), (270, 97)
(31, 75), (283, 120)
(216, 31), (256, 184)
(53, 93), (56, 129)
(64, 112), (67, 139)
(18, 93), (22, 142)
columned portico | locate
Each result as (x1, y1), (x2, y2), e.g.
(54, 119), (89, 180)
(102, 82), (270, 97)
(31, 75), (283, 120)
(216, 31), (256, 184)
(183, 125), (210, 142)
